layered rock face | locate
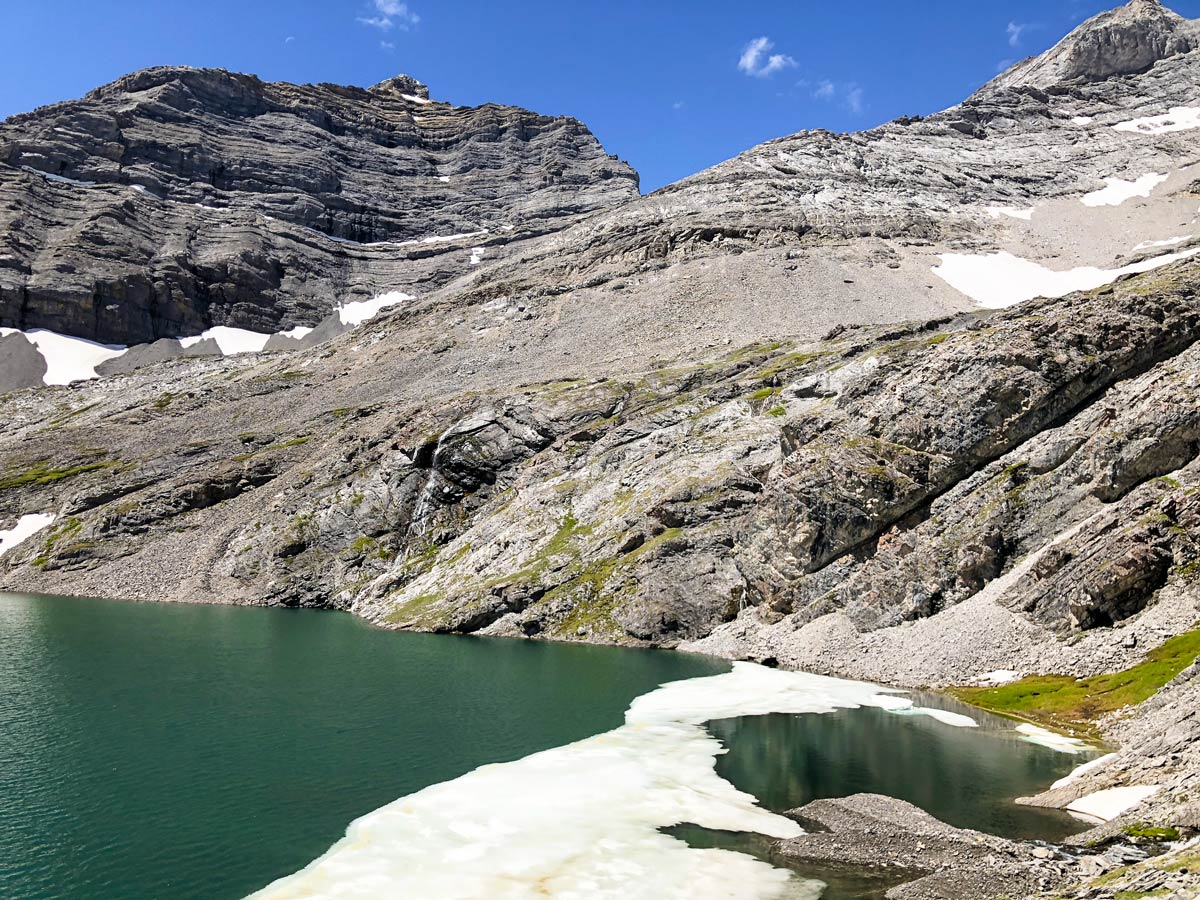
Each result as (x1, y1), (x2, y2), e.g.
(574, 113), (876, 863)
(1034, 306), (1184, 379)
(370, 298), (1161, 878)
(0, 67), (637, 344)
(3, 2), (1200, 882)
(989, 0), (1200, 90)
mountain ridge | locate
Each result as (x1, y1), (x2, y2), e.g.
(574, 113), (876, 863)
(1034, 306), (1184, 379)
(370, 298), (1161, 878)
(2, 5), (1200, 896)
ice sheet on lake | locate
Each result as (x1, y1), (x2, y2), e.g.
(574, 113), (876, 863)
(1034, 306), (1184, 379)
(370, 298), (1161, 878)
(246, 663), (980, 900)
(1016, 724), (1090, 755)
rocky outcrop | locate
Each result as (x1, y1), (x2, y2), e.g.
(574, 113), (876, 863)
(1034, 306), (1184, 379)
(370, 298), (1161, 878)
(0, 67), (638, 345)
(780, 794), (1074, 900)
(988, 0), (1200, 92)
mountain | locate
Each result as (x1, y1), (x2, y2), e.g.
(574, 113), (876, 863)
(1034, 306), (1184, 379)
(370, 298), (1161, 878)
(0, 67), (636, 350)
(2, 3), (1200, 894)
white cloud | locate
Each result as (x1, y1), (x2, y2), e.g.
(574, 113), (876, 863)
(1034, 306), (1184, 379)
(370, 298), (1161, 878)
(808, 79), (865, 114)
(673, 100), (685, 110)
(844, 84), (863, 114)
(1007, 21), (1029, 47)
(381, 40), (395, 50)
(357, 0), (419, 31)
(284, 35), (295, 44)
(738, 37), (796, 78)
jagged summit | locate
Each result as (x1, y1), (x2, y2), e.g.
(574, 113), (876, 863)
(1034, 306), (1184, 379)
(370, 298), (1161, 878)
(988, 0), (1200, 91)
(368, 74), (430, 101)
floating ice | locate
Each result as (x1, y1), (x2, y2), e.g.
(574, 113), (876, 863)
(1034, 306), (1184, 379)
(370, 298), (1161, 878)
(1015, 724), (1090, 755)
(1114, 106), (1200, 135)
(1050, 753), (1118, 790)
(336, 291), (413, 326)
(0, 513), (56, 557)
(1081, 173), (1167, 207)
(246, 664), (973, 900)
(897, 710), (979, 729)
(1067, 785), (1160, 822)
(932, 247), (1200, 309)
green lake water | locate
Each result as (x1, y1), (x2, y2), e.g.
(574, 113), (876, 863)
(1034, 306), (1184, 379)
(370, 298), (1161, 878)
(0, 592), (1086, 900)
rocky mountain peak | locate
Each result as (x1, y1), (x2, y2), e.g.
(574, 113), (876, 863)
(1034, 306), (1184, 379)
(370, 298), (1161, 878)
(368, 74), (431, 101)
(987, 0), (1199, 91)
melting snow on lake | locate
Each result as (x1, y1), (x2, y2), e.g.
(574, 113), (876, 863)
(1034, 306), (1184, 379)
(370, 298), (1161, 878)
(1081, 173), (1167, 207)
(0, 514), (56, 558)
(1050, 753), (1118, 791)
(933, 247), (1200, 309)
(1114, 106), (1200, 135)
(245, 663), (978, 900)
(1015, 724), (1091, 755)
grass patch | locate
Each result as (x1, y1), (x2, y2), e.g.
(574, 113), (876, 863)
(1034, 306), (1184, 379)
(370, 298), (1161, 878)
(952, 626), (1200, 736)
(1123, 824), (1181, 842)
(0, 458), (119, 492)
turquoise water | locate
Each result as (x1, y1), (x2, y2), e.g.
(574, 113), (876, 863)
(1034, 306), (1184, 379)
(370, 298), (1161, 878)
(0, 592), (1085, 900)
(0, 592), (726, 900)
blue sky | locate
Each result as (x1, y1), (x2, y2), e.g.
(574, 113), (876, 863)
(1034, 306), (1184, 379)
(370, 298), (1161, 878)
(4, 0), (1199, 192)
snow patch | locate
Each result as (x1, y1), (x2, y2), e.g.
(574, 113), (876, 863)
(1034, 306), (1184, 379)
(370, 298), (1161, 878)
(1081, 173), (1167, 207)
(4, 329), (128, 384)
(1133, 235), (1192, 252)
(438, 175), (451, 182)
(20, 165), (95, 186)
(336, 291), (413, 326)
(891, 707), (979, 728)
(979, 670), (1022, 686)
(179, 326), (272, 355)
(1071, 116), (1094, 126)
(1051, 754), (1119, 791)
(1067, 785), (1161, 822)
(986, 207), (1035, 221)
(933, 247), (1200, 309)
(277, 326), (313, 340)
(0, 514), (56, 558)
(402, 93), (431, 105)
(470, 246), (487, 265)
(1114, 106), (1200, 135)
(247, 664), (975, 900)
(1016, 724), (1090, 755)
